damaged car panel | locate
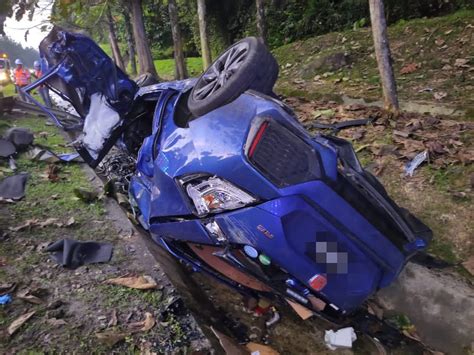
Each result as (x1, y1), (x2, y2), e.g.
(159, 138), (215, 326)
(26, 28), (432, 321)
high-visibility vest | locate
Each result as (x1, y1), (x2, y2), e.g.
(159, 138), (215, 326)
(14, 67), (30, 86)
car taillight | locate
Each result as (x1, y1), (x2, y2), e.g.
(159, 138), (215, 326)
(182, 176), (257, 216)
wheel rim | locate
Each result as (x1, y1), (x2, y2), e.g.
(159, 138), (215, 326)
(193, 42), (249, 101)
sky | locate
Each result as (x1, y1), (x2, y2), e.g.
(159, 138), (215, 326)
(4, 0), (54, 50)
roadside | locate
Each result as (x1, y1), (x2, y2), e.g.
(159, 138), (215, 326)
(0, 113), (209, 353)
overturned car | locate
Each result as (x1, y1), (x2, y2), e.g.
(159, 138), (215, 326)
(24, 28), (432, 325)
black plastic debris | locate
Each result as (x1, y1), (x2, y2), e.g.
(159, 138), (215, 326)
(0, 138), (16, 158)
(0, 173), (28, 200)
(5, 128), (34, 150)
(46, 239), (113, 269)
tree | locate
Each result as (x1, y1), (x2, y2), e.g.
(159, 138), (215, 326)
(369, 0), (399, 112)
(120, 1), (137, 76)
(106, 6), (125, 71)
(168, 0), (187, 80)
(197, 0), (211, 70)
(256, 0), (267, 44)
(130, 0), (158, 78)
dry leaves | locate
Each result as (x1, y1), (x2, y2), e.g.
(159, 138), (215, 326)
(400, 63), (419, 75)
(128, 312), (156, 332)
(461, 256), (474, 276)
(108, 310), (118, 327)
(9, 217), (75, 232)
(16, 288), (44, 305)
(433, 91), (447, 100)
(454, 58), (470, 68)
(104, 275), (158, 290)
(7, 311), (36, 335)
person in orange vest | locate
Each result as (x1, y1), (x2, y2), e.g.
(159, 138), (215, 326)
(33, 60), (52, 107)
(14, 58), (31, 102)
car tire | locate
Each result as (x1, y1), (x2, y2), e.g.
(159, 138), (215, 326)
(187, 37), (278, 117)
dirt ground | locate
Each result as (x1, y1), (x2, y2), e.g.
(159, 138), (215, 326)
(0, 113), (209, 353)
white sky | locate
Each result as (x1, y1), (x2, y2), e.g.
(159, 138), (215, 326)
(4, 0), (54, 50)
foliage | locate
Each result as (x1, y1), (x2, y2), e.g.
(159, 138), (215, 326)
(0, 35), (39, 66)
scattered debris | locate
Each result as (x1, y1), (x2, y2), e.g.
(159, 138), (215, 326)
(46, 239), (113, 269)
(0, 173), (28, 200)
(0, 138), (16, 158)
(104, 275), (158, 290)
(265, 307), (281, 328)
(405, 151), (429, 177)
(324, 327), (357, 350)
(0, 294), (12, 305)
(5, 127), (34, 150)
(107, 310), (118, 327)
(26, 147), (81, 163)
(7, 310), (36, 336)
(454, 58), (470, 68)
(286, 299), (313, 320)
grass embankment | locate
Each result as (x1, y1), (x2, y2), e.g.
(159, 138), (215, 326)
(273, 9), (474, 116)
(0, 115), (193, 352)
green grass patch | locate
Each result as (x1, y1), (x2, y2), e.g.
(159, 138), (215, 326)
(154, 57), (203, 80)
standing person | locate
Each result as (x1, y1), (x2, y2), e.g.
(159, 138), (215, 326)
(33, 60), (52, 107)
(13, 59), (31, 101)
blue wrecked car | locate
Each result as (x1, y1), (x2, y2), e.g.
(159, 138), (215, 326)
(24, 27), (432, 324)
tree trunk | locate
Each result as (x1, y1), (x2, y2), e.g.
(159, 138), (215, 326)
(168, 0), (188, 80)
(197, 0), (212, 70)
(130, 0), (158, 78)
(122, 7), (137, 76)
(369, 0), (399, 112)
(256, 0), (267, 44)
(106, 7), (125, 71)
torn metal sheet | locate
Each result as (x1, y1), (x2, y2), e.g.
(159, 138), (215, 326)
(46, 239), (113, 269)
(0, 173), (28, 200)
(26, 147), (81, 163)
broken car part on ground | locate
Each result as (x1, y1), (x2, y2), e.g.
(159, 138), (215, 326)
(14, 27), (438, 351)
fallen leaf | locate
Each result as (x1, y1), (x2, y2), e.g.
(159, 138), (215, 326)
(65, 217), (75, 227)
(104, 275), (158, 290)
(128, 312), (155, 332)
(246, 342), (280, 355)
(434, 38), (445, 46)
(17, 289), (43, 305)
(0, 283), (16, 296)
(8, 311), (36, 335)
(454, 58), (470, 68)
(107, 310), (118, 327)
(441, 64), (452, 71)
(400, 63), (418, 75)
(95, 331), (127, 347)
(462, 256), (474, 276)
(46, 318), (67, 327)
(434, 91), (447, 100)
(46, 164), (60, 182)
(211, 327), (248, 355)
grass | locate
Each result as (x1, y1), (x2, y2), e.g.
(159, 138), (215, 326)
(99, 42), (203, 80)
(273, 9), (474, 112)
